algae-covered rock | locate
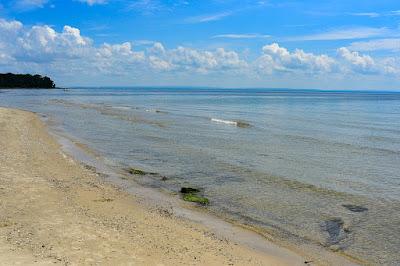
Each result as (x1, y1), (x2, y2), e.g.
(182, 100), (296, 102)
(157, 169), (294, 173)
(126, 168), (146, 175)
(235, 121), (251, 128)
(342, 204), (368, 213)
(183, 193), (209, 205)
(180, 187), (200, 194)
(180, 187), (209, 205)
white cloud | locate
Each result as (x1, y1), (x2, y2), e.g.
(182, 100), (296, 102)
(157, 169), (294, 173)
(336, 47), (399, 75)
(147, 44), (247, 73)
(78, 0), (107, 5)
(0, 18), (23, 33)
(256, 43), (336, 74)
(14, 25), (92, 62)
(0, 18), (399, 87)
(13, 0), (48, 10)
(348, 39), (400, 52)
(185, 12), (233, 23)
(288, 27), (391, 41)
(212, 34), (271, 39)
(337, 47), (378, 74)
(390, 10), (400, 16)
(348, 12), (380, 18)
(126, 0), (164, 14)
(147, 42), (165, 55)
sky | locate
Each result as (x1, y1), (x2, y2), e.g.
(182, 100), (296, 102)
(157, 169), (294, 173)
(0, 0), (400, 89)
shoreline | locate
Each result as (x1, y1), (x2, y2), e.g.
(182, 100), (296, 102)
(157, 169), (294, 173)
(49, 115), (362, 266)
(0, 106), (308, 265)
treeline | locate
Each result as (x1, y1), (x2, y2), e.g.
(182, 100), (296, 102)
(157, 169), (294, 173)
(0, 73), (56, 88)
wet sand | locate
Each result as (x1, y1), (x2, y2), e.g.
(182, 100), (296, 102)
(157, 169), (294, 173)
(0, 107), (309, 265)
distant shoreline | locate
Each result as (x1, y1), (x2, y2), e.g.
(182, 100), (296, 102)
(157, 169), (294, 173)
(0, 73), (56, 89)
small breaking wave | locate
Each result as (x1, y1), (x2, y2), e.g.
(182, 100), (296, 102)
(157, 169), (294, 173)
(211, 118), (251, 128)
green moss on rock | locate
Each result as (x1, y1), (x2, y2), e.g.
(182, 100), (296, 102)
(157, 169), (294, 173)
(126, 168), (146, 175)
(183, 193), (209, 205)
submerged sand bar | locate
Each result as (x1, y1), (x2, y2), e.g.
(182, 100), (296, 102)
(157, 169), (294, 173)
(0, 107), (308, 265)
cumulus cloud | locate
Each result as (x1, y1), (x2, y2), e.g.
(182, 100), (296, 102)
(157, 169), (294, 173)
(337, 47), (399, 75)
(337, 47), (377, 74)
(147, 45), (247, 73)
(12, 25), (92, 62)
(0, 18), (399, 86)
(256, 43), (336, 74)
(0, 18), (247, 77)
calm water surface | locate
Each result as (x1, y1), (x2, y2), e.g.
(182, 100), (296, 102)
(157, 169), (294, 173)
(1, 88), (399, 265)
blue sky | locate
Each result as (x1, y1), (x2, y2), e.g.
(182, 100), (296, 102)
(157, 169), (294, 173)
(0, 0), (400, 89)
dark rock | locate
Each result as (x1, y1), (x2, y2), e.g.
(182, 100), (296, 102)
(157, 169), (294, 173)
(342, 204), (368, 213)
(126, 168), (146, 175)
(321, 217), (347, 247)
(180, 187), (200, 194)
(235, 121), (251, 128)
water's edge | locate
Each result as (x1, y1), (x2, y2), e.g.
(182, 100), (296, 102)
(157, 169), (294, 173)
(41, 112), (360, 266)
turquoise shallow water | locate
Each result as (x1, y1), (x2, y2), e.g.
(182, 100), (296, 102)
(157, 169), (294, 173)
(1, 88), (399, 264)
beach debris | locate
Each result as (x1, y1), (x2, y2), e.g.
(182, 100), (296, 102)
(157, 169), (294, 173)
(161, 176), (168, 181)
(180, 187), (209, 205)
(304, 261), (313, 264)
(94, 198), (114, 202)
(342, 204), (368, 213)
(156, 207), (173, 217)
(83, 164), (96, 172)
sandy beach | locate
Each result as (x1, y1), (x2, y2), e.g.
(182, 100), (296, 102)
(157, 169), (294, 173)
(0, 107), (310, 265)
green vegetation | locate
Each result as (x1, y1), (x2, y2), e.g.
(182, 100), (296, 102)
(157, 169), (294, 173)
(180, 187), (209, 205)
(0, 73), (55, 88)
(126, 168), (147, 175)
(183, 193), (209, 205)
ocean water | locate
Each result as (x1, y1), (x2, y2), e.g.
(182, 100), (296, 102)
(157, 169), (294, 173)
(1, 87), (399, 265)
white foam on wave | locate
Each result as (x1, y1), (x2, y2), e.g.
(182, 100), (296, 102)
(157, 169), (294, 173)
(211, 118), (238, 126)
(112, 106), (132, 110)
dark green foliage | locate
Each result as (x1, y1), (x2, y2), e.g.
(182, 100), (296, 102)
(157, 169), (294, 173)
(0, 73), (55, 88)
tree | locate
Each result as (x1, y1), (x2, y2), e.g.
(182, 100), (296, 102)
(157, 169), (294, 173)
(0, 73), (56, 88)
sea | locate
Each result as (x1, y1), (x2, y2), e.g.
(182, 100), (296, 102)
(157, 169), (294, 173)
(1, 87), (399, 265)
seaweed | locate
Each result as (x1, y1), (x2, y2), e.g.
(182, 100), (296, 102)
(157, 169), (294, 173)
(126, 168), (147, 175)
(183, 193), (209, 205)
(180, 187), (209, 205)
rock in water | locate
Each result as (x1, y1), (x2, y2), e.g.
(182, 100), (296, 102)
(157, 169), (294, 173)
(342, 204), (368, 213)
(321, 217), (348, 248)
(180, 187), (200, 193)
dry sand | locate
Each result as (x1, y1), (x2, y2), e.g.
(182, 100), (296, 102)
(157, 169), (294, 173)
(0, 107), (308, 265)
